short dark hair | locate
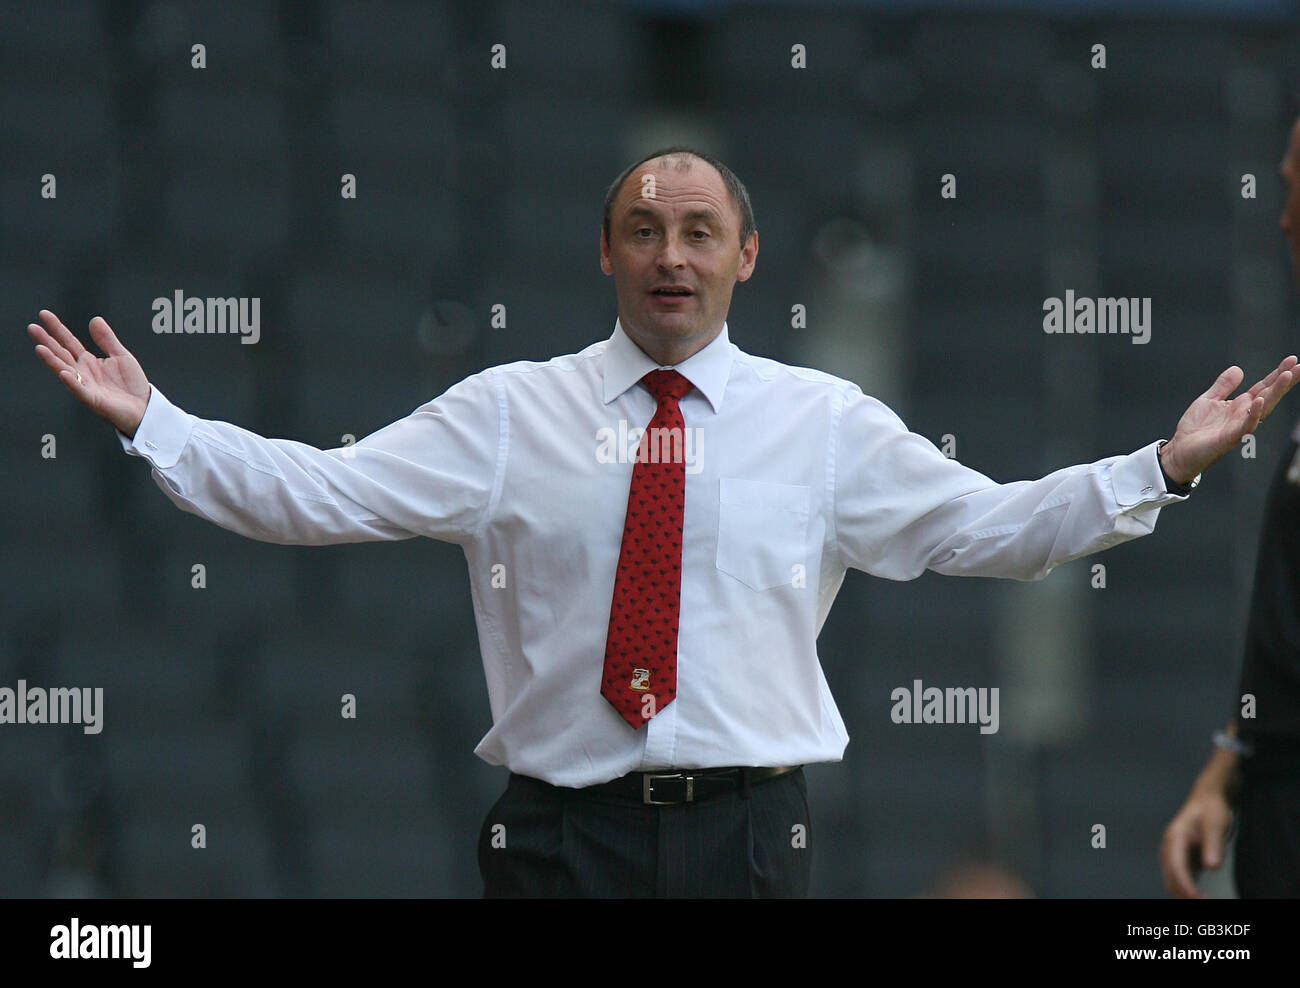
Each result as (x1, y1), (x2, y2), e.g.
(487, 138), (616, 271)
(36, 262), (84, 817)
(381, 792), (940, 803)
(602, 145), (756, 247)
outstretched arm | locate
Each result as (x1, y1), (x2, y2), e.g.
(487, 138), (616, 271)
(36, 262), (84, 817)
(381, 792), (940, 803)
(834, 357), (1300, 582)
(28, 309), (500, 546)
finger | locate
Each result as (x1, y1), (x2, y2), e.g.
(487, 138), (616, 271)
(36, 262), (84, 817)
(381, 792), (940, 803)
(1203, 366), (1244, 402)
(27, 321), (76, 367)
(1269, 367), (1297, 402)
(87, 315), (130, 358)
(1259, 369), (1295, 420)
(1236, 394), (1266, 437)
(1201, 820), (1226, 871)
(1247, 356), (1297, 399)
(1248, 365), (1285, 399)
(55, 365), (93, 401)
(38, 309), (89, 363)
(1249, 394), (1266, 428)
(32, 342), (76, 378)
(32, 340), (93, 396)
(1160, 829), (1201, 899)
(1249, 366), (1284, 401)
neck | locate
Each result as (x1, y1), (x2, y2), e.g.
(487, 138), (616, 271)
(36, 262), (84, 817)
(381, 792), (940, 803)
(622, 320), (723, 366)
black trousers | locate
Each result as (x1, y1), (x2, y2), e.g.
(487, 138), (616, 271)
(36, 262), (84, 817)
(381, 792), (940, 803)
(478, 768), (812, 897)
(1234, 769), (1300, 898)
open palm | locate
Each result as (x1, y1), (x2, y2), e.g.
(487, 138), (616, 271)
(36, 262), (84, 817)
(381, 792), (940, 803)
(28, 309), (151, 438)
(1163, 357), (1299, 484)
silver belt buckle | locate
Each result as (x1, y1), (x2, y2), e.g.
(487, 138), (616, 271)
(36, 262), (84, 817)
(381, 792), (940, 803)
(642, 772), (694, 805)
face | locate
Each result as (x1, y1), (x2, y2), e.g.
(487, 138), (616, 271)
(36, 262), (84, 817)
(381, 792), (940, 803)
(1280, 116), (1300, 278)
(601, 155), (758, 363)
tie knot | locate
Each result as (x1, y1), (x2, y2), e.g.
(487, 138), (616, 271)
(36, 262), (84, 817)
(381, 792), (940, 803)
(642, 369), (693, 405)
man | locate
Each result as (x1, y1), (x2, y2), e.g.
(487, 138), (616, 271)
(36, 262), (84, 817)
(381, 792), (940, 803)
(29, 146), (1298, 898)
(1160, 115), (1300, 900)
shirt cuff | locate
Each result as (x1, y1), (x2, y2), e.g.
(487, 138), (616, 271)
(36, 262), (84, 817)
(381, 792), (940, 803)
(1109, 439), (1189, 506)
(116, 384), (195, 469)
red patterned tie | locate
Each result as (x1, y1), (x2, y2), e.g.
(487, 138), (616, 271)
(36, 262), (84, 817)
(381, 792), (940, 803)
(602, 369), (695, 728)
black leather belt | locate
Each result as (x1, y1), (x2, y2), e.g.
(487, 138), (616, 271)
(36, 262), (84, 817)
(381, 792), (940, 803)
(583, 765), (799, 805)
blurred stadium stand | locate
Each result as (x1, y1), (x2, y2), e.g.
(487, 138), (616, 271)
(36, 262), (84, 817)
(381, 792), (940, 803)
(1, 0), (1297, 897)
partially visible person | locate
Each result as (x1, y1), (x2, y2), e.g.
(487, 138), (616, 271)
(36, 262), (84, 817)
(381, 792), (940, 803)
(1160, 114), (1300, 899)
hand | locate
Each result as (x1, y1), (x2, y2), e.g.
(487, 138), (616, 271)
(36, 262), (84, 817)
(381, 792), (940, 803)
(1159, 783), (1235, 898)
(28, 310), (151, 439)
(1160, 356), (1299, 485)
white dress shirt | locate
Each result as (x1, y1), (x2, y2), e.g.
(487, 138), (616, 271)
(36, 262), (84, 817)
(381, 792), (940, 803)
(119, 320), (1186, 786)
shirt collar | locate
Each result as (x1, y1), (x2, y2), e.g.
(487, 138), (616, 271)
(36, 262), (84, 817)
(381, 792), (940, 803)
(601, 318), (733, 414)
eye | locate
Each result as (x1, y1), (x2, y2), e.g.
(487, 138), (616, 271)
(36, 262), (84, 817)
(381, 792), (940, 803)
(690, 230), (709, 240)
(635, 228), (655, 238)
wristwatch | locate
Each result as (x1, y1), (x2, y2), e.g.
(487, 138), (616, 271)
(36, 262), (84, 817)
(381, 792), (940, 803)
(1157, 440), (1200, 496)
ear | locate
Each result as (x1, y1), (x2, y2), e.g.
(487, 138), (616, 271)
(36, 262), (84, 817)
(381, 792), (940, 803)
(600, 228), (613, 276)
(735, 230), (759, 283)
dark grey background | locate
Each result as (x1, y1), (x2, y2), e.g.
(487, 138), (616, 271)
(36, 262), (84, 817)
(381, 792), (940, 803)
(2, 0), (1297, 896)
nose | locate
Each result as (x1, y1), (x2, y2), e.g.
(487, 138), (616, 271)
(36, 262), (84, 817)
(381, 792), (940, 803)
(656, 233), (687, 270)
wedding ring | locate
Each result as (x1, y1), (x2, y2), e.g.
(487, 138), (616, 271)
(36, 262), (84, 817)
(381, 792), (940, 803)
(76, 373), (83, 385)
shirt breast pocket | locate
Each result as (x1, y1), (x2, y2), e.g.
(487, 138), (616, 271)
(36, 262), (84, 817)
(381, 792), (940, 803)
(715, 478), (812, 591)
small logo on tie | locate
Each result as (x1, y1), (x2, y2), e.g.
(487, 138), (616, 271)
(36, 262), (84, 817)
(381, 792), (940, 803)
(629, 668), (651, 691)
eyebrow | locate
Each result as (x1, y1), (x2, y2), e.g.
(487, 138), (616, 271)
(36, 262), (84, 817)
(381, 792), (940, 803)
(623, 204), (723, 226)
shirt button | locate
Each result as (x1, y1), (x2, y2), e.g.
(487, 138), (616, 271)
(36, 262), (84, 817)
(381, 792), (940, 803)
(1141, 485), (1153, 495)
(145, 440), (158, 450)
